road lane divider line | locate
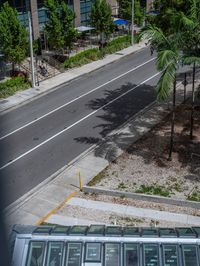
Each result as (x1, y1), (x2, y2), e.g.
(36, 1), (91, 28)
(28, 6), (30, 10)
(0, 57), (156, 141)
(35, 190), (78, 225)
(0, 72), (160, 170)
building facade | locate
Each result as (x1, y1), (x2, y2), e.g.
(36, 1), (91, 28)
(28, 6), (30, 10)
(0, 0), (88, 39)
(0, 0), (153, 40)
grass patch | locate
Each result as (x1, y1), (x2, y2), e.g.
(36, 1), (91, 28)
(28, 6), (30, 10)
(187, 190), (200, 202)
(87, 169), (107, 186)
(135, 184), (170, 197)
(0, 77), (30, 98)
(117, 182), (127, 189)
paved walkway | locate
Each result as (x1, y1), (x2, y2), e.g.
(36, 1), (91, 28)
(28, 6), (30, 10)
(2, 41), (198, 234)
(0, 42), (147, 114)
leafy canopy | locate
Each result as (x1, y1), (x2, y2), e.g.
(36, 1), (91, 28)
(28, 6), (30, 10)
(90, 0), (113, 36)
(0, 2), (28, 65)
(44, 0), (77, 51)
(118, 0), (144, 26)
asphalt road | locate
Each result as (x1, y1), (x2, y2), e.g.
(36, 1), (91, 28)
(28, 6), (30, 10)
(0, 47), (160, 208)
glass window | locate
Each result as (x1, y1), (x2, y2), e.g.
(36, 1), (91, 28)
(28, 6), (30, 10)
(159, 228), (177, 238)
(192, 227), (200, 237)
(105, 243), (120, 266)
(163, 245), (178, 266)
(176, 228), (196, 238)
(33, 226), (52, 235)
(46, 242), (64, 266)
(124, 243), (139, 266)
(26, 241), (45, 266)
(69, 226), (88, 235)
(105, 226), (122, 236)
(182, 245), (198, 266)
(143, 244), (159, 266)
(142, 228), (158, 237)
(123, 227), (140, 237)
(51, 226), (70, 235)
(87, 225), (105, 235)
(65, 243), (82, 266)
(85, 242), (101, 262)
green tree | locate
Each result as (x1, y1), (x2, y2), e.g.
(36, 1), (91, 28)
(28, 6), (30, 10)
(141, 25), (181, 159)
(0, 2), (28, 71)
(90, 0), (113, 43)
(44, 0), (77, 52)
(140, 0), (200, 157)
(153, 0), (199, 34)
(44, 0), (64, 51)
(118, 0), (144, 26)
(60, 1), (77, 51)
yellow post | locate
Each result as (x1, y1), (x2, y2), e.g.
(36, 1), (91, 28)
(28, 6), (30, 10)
(79, 171), (83, 191)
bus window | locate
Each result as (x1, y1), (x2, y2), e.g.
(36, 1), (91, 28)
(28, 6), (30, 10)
(182, 245), (198, 266)
(105, 243), (120, 266)
(85, 242), (101, 262)
(46, 242), (64, 266)
(144, 244), (159, 266)
(163, 245), (178, 266)
(124, 243), (139, 266)
(65, 243), (82, 266)
(26, 241), (45, 266)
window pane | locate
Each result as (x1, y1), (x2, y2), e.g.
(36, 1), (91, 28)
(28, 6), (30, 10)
(124, 243), (139, 266)
(163, 245), (178, 266)
(46, 242), (63, 266)
(144, 244), (159, 266)
(105, 243), (120, 266)
(26, 241), (45, 266)
(66, 243), (82, 266)
(85, 243), (101, 262)
(183, 245), (198, 266)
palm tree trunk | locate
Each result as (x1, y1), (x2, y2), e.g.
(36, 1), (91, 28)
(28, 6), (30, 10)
(190, 62), (196, 139)
(168, 77), (176, 160)
(184, 72), (187, 103)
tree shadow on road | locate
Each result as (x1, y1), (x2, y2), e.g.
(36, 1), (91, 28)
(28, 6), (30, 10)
(74, 81), (156, 162)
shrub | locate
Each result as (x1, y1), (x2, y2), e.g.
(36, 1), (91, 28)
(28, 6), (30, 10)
(135, 184), (170, 197)
(63, 35), (138, 69)
(63, 48), (101, 68)
(0, 76), (30, 98)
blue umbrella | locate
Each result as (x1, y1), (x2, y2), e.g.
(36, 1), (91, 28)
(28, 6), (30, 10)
(113, 19), (129, 25)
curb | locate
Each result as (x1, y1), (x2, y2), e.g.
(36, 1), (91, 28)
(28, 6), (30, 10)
(82, 186), (200, 209)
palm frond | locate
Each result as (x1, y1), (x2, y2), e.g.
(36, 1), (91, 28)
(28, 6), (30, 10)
(182, 56), (200, 65)
(156, 50), (178, 101)
(189, 0), (198, 21)
(140, 25), (170, 49)
(156, 50), (178, 71)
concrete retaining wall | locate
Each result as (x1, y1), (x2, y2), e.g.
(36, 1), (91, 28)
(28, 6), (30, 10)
(82, 186), (200, 209)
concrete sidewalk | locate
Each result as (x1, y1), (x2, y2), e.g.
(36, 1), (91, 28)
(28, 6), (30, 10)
(0, 41), (147, 114)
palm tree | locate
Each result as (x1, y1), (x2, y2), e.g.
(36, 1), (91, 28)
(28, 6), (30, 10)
(178, 0), (200, 139)
(140, 25), (181, 159)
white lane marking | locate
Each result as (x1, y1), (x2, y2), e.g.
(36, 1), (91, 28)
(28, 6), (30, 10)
(0, 72), (160, 171)
(0, 57), (156, 140)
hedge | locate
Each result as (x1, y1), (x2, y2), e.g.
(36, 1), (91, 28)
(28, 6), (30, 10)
(0, 77), (30, 98)
(63, 34), (139, 69)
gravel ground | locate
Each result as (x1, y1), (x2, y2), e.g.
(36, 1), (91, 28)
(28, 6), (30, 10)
(88, 104), (200, 201)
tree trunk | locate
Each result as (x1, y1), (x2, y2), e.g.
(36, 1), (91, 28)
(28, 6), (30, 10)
(184, 72), (187, 103)
(12, 62), (15, 76)
(190, 62), (196, 139)
(168, 77), (176, 160)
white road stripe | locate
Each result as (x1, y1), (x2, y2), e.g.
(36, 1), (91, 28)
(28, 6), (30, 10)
(0, 57), (156, 140)
(0, 72), (160, 170)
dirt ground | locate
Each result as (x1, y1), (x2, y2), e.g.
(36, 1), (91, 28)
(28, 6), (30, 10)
(88, 103), (200, 201)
